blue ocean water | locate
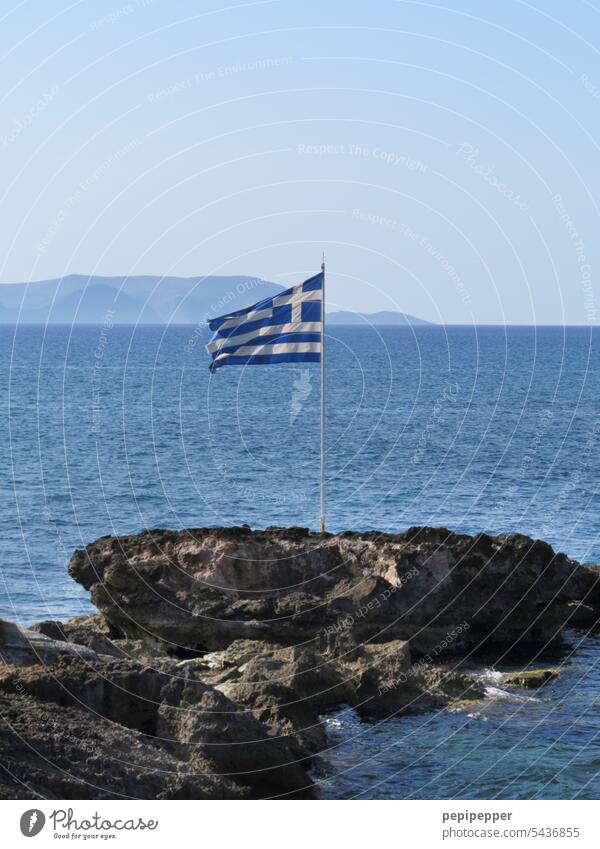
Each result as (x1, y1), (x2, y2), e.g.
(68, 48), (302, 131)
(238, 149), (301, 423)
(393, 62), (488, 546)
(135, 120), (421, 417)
(1, 323), (600, 799)
(315, 630), (600, 800)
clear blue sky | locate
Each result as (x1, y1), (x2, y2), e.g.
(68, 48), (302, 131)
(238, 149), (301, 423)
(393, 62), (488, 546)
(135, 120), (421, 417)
(1, 0), (600, 323)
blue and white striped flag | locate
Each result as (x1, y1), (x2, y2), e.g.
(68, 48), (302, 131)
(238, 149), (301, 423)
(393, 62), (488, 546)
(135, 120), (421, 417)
(206, 272), (323, 371)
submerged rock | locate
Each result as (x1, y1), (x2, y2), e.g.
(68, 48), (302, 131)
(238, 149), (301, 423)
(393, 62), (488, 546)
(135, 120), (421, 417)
(504, 668), (561, 689)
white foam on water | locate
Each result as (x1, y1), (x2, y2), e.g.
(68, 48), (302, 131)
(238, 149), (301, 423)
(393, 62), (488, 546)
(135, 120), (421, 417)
(485, 685), (540, 703)
(485, 685), (514, 699)
(479, 667), (504, 683)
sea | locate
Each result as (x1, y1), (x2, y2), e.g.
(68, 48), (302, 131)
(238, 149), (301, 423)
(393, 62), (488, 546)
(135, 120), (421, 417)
(1, 322), (600, 799)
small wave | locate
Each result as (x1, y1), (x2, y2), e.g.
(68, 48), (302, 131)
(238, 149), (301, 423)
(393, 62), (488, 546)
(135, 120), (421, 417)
(467, 711), (488, 721)
(485, 685), (514, 699)
(478, 667), (504, 684)
(485, 685), (540, 702)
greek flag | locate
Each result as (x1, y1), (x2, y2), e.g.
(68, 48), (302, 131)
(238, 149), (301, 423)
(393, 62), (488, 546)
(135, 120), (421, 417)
(206, 272), (323, 371)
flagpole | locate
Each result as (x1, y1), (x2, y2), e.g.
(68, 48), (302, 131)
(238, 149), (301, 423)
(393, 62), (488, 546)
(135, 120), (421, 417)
(320, 253), (326, 534)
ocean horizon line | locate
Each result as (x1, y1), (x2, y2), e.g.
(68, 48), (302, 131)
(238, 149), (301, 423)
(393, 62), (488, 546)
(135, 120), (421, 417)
(0, 321), (597, 329)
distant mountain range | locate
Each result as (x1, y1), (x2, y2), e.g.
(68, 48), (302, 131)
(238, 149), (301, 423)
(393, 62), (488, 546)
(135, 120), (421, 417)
(0, 274), (283, 324)
(327, 310), (433, 326)
(0, 275), (432, 326)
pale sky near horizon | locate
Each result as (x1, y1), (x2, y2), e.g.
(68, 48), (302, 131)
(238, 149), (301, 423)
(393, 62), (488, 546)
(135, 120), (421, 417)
(1, 0), (600, 323)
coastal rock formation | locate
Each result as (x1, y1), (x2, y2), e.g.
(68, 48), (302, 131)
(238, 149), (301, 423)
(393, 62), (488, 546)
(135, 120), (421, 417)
(1, 524), (599, 800)
(0, 692), (246, 800)
(0, 649), (314, 799)
(0, 623), (480, 799)
(31, 615), (123, 658)
(201, 637), (484, 735)
(0, 619), (99, 666)
(69, 525), (600, 656)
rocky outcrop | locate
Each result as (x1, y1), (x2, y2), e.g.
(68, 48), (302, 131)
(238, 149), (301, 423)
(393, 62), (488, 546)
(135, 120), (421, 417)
(68, 525), (600, 656)
(0, 649), (314, 799)
(0, 692), (246, 800)
(200, 641), (350, 754)
(0, 619), (99, 666)
(1, 524), (598, 801)
(0, 624), (483, 800)
(30, 615), (123, 657)
(31, 615), (168, 662)
(200, 637), (485, 735)
(157, 667), (311, 797)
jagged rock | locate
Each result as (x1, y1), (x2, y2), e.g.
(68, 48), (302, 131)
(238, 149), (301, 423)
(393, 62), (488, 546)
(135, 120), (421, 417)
(32, 614), (169, 663)
(206, 642), (351, 754)
(333, 640), (485, 719)
(68, 526), (600, 657)
(0, 693), (244, 800)
(337, 639), (418, 718)
(0, 657), (166, 734)
(0, 619), (99, 666)
(0, 648), (315, 800)
(187, 638), (484, 747)
(158, 667), (315, 798)
(31, 615), (122, 657)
